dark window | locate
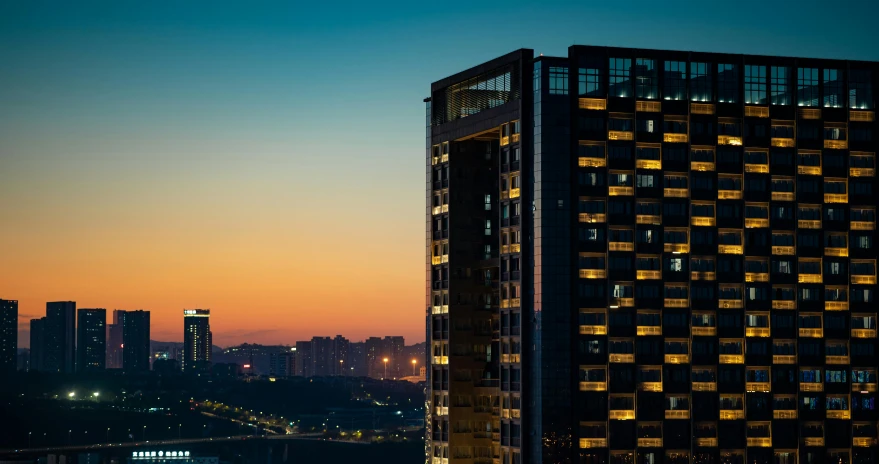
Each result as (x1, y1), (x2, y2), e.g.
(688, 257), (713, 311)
(635, 58), (657, 99)
(578, 67), (603, 97)
(580, 116), (605, 132)
(548, 67), (569, 95)
(849, 70), (873, 109)
(797, 68), (819, 107)
(608, 145), (631, 161)
(851, 128), (873, 142)
(609, 58), (632, 98)
(770, 66), (790, 105)
(745, 65), (767, 105)
(717, 63), (738, 103)
(691, 62), (711, 102)
(665, 147), (686, 162)
(770, 149), (793, 166)
(664, 61), (686, 101)
(823, 69), (844, 108)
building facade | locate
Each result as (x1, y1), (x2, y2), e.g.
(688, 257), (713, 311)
(182, 309), (211, 372)
(77, 308), (106, 371)
(29, 317), (45, 372)
(44, 301), (76, 373)
(122, 309), (150, 372)
(426, 47), (878, 464)
(0, 299), (18, 373)
(107, 310), (126, 369)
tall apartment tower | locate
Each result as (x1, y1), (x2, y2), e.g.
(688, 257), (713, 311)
(76, 308), (106, 371)
(106, 310), (126, 369)
(182, 309), (211, 372)
(29, 318), (45, 371)
(44, 301), (76, 373)
(122, 310), (150, 372)
(0, 299), (18, 374)
(426, 47), (879, 464)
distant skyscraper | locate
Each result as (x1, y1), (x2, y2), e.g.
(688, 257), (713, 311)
(44, 301), (76, 373)
(29, 318), (45, 371)
(76, 308), (106, 371)
(269, 350), (296, 378)
(382, 336), (405, 378)
(311, 336), (332, 376)
(182, 309), (211, 372)
(348, 341), (367, 377)
(0, 299), (18, 373)
(106, 310), (126, 369)
(331, 335), (349, 375)
(122, 310), (150, 372)
(294, 340), (312, 377)
(365, 336), (382, 378)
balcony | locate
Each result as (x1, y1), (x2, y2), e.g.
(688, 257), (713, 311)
(798, 273), (822, 284)
(854, 437), (875, 447)
(745, 272), (769, 282)
(435, 406), (448, 416)
(691, 103), (715, 114)
(636, 100), (661, 112)
(799, 108), (821, 119)
(639, 382), (663, 392)
(718, 244), (743, 254)
(747, 437), (772, 447)
(432, 305), (449, 315)
(745, 327), (770, 337)
(608, 186), (634, 196)
(579, 213), (606, 223)
(579, 157), (607, 168)
(719, 410), (745, 420)
(509, 188), (520, 199)
(636, 159), (662, 170)
(664, 187), (688, 198)
(800, 383), (823, 392)
(745, 106), (769, 118)
(772, 246), (795, 255)
(824, 193), (847, 203)
(691, 271), (716, 281)
(826, 355), (850, 365)
(501, 299), (510, 309)
(579, 381), (607, 391)
(798, 219), (822, 229)
(850, 167), (875, 177)
(500, 136), (510, 146)
(664, 243), (689, 253)
(608, 130), (634, 141)
(850, 110), (875, 122)
(718, 190), (743, 200)
(773, 410), (797, 419)
(825, 247), (848, 257)
(692, 217), (716, 227)
(799, 328), (823, 337)
(511, 133), (520, 143)
(771, 138), (795, 148)
(746, 381), (771, 392)
(692, 326), (716, 336)
(433, 356), (448, 365)
(579, 269), (607, 279)
(637, 270), (661, 280)
(510, 297), (520, 308)
(664, 133), (688, 143)
(773, 355), (796, 364)
(664, 298), (688, 308)
(431, 205), (449, 215)
(691, 161), (715, 172)
(609, 242), (634, 251)
(719, 354), (744, 364)
(798, 165), (822, 175)
(695, 438), (718, 447)
(692, 381), (717, 391)
(616, 297), (635, 307)
(665, 410), (689, 419)
(665, 354), (689, 364)
(719, 299), (743, 309)
(826, 410), (851, 420)
(745, 218), (769, 228)
(772, 192), (795, 201)
(580, 325), (607, 335)
(608, 410), (635, 420)
(745, 163), (769, 173)
(772, 301), (796, 310)
(510, 244), (521, 253)
(803, 437), (825, 446)
(432, 256), (442, 265)
(718, 135), (743, 146)
(580, 438), (608, 449)
(852, 328), (877, 338)
(825, 139), (848, 149)
(637, 326), (662, 336)
(579, 98), (607, 110)
(852, 382), (878, 392)
(637, 438), (663, 447)
(825, 301), (848, 310)
(852, 274), (877, 285)
(609, 353), (634, 363)
(637, 214), (661, 225)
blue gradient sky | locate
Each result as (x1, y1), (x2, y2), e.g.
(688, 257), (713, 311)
(2, 0), (878, 346)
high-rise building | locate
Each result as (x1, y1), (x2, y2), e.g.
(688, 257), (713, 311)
(348, 341), (368, 377)
(29, 318), (45, 371)
(269, 350), (296, 378)
(382, 336), (405, 378)
(106, 310), (126, 369)
(365, 336), (382, 378)
(182, 309), (211, 372)
(0, 299), (18, 373)
(293, 340), (312, 377)
(44, 301), (76, 373)
(331, 335), (349, 375)
(311, 336), (332, 376)
(426, 47), (879, 464)
(122, 310), (150, 372)
(76, 308), (106, 371)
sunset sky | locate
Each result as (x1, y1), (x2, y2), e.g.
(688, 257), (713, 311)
(2, 1), (878, 347)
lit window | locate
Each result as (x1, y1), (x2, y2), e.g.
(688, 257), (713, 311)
(690, 62), (711, 102)
(609, 58), (632, 97)
(745, 65), (767, 104)
(549, 67), (569, 95)
(797, 68), (819, 107)
(770, 66), (789, 105)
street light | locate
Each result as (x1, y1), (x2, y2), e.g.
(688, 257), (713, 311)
(68, 392), (75, 399)
(339, 359), (344, 376)
(28, 432), (31, 448)
(68, 430), (72, 444)
(383, 357), (389, 379)
(106, 428), (110, 442)
(143, 426), (146, 441)
(92, 392), (100, 398)
(411, 359), (417, 376)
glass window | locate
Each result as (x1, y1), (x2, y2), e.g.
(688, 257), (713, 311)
(771, 66), (790, 105)
(579, 67), (602, 97)
(717, 63), (738, 103)
(849, 70), (873, 109)
(745, 65), (767, 105)
(635, 58), (657, 99)
(664, 61), (686, 101)
(797, 68), (819, 107)
(824, 69), (844, 108)
(690, 62), (711, 102)
(609, 58), (632, 98)
(549, 67), (569, 95)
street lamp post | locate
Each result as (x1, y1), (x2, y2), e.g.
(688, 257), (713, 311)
(143, 426), (146, 441)
(68, 430), (72, 444)
(339, 359), (344, 376)
(383, 357), (389, 379)
(411, 359), (417, 376)
(106, 428), (110, 442)
(178, 424), (182, 439)
(28, 432), (31, 448)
